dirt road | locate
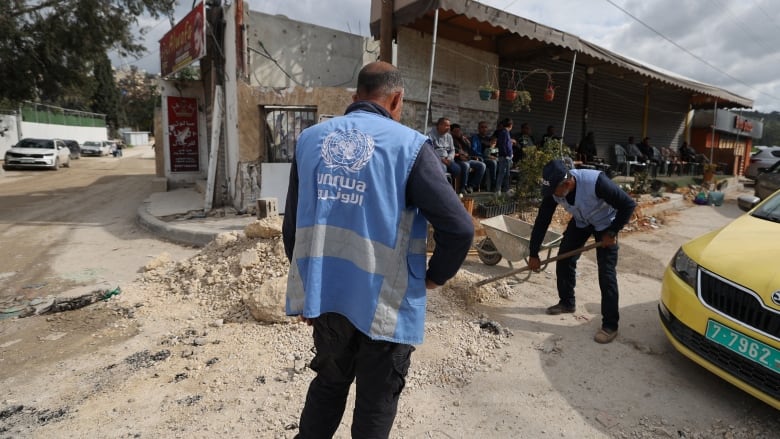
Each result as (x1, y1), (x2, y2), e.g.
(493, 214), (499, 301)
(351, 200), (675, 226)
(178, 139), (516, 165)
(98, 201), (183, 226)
(0, 147), (197, 301)
(0, 157), (777, 438)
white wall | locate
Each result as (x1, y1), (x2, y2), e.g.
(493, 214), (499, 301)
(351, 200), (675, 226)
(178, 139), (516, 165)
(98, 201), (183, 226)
(0, 114), (20, 157)
(246, 10), (378, 89)
(1, 116), (108, 157)
(20, 122), (107, 144)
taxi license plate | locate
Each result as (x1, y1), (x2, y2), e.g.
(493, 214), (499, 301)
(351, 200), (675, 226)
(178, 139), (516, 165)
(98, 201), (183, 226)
(20, 158), (35, 163)
(706, 320), (780, 374)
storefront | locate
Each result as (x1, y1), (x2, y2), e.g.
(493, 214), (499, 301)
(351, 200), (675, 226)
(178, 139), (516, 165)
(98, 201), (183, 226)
(690, 110), (763, 176)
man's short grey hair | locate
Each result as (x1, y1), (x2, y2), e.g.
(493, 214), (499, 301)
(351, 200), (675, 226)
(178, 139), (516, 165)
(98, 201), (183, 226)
(357, 68), (404, 97)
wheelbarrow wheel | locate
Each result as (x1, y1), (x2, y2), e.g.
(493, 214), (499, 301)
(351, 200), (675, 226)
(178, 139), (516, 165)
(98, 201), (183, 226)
(477, 237), (502, 266)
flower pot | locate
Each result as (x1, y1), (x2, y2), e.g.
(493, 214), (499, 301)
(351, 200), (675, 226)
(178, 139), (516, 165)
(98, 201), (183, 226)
(478, 89), (492, 101)
(490, 89), (500, 100)
(703, 169), (715, 183)
(476, 202), (516, 217)
(708, 191), (724, 206)
(502, 89), (518, 101)
(544, 85), (555, 102)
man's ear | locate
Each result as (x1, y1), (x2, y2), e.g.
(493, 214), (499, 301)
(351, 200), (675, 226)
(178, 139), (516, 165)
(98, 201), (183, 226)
(352, 93), (359, 102)
(389, 92), (403, 119)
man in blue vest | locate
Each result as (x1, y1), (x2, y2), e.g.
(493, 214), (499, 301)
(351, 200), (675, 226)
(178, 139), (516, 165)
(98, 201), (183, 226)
(282, 61), (473, 438)
(528, 159), (636, 344)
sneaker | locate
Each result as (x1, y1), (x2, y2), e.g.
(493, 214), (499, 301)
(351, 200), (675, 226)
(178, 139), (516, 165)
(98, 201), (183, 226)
(464, 186), (473, 194)
(594, 328), (618, 344)
(546, 303), (576, 315)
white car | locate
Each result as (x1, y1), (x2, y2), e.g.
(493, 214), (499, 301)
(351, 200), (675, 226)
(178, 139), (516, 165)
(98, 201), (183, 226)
(745, 146), (780, 179)
(80, 140), (111, 156)
(3, 138), (71, 170)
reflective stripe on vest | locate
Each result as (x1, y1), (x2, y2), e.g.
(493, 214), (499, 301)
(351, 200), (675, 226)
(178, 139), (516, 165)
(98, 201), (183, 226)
(286, 207), (427, 340)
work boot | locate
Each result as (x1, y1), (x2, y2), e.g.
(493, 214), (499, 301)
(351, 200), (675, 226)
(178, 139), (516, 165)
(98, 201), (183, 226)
(594, 328), (618, 344)
(546, 302), (576, 315)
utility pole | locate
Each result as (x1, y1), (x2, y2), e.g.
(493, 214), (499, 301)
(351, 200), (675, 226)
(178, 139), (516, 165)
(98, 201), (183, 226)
(380, 0), (394, 62)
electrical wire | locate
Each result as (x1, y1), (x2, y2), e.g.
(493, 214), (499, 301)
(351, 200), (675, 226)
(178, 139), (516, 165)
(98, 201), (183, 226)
(604, 0), (780, 104)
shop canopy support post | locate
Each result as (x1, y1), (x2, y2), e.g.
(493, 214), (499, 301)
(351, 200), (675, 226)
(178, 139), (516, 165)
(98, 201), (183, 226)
(424, 9), (439, 134)
(559, 51), (577, 158)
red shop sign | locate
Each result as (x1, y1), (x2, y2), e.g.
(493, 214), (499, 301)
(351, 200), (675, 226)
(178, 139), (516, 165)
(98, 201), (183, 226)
(167, 96), (200, 173)
(159, 2), (206, 77)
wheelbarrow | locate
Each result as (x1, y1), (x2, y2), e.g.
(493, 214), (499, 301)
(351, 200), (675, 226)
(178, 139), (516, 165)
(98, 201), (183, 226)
(475, 215), (563, 270)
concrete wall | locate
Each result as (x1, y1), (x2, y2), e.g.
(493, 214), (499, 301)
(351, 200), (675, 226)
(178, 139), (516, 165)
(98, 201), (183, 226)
(224, 7), (377, 212)
(396, 27), (499, 133)
(245, 10), (377, 89)
(1, 116), (108, 157)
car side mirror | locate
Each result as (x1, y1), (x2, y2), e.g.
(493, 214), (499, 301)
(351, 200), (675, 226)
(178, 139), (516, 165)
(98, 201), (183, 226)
(737, 195), (760, 212)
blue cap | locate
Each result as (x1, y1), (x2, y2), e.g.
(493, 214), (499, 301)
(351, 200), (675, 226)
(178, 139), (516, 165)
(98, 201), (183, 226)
(541, 160), (569, 197)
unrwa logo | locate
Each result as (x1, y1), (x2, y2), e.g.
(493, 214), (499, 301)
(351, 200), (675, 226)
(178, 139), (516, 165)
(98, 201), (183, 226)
(321, 129), (374, 173)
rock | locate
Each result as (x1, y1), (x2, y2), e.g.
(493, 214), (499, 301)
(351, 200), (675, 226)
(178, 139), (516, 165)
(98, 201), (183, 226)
(244, 218), (282, 239)
(239, 250), (259, 268)
(144, 252), (172, 271)
(212, 232), (239, 248)
(243, 276), (288, 323)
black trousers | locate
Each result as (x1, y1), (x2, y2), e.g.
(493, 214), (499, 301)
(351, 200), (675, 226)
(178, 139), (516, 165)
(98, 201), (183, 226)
(296, 313), (414, 439)
(555, 220), (621, 331)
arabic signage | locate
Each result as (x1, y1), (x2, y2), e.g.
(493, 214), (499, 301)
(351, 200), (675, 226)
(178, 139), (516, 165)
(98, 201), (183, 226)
(159, 2), (206, 77)
(734, 116), (753, 133)
(167, 96), (200, 172)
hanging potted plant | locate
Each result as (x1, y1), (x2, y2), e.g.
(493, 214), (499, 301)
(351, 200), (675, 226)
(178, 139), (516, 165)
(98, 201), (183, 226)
(502, 70), (519, 101)
(544, 76), (558, 102)
(490, 88), (500, 100)
(478, 84), (494, 101)
(512, 87), (532, 112)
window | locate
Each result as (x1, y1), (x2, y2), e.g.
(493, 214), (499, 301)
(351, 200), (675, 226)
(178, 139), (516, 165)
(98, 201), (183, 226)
(264, 106), (316, 163)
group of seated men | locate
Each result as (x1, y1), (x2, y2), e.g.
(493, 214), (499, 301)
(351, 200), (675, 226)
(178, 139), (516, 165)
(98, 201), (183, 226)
(427, 117), (560, 194)
(622, 136), (709, 177)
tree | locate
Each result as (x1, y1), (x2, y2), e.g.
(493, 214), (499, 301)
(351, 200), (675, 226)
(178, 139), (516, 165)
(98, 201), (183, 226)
(0, 0), (174, 107)
(93, 54), (122, 135)
(117, 66), (160, 132)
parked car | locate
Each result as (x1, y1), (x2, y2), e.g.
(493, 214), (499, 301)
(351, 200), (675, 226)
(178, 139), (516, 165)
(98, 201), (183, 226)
(3, 138), (71, 170)
(64, 139), (81, 159)
(80, 140), (110, 156)
(745, 145), (780, 179)
(658, 190), (780, 410)
(755, 160), (780, 201)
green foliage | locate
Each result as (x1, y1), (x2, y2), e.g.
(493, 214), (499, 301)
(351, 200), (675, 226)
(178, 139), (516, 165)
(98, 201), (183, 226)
(118, 66), (160, 132)
(92, 54), (122, 135)
(0, 0), (174, 106)
(513, 140), (573, 207)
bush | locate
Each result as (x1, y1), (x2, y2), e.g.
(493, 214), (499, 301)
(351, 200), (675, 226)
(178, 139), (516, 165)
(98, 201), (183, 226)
(514, 139), (573, 208)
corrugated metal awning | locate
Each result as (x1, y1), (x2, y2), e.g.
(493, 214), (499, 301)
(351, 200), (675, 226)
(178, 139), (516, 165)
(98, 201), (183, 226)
(370, 0), (752, 109)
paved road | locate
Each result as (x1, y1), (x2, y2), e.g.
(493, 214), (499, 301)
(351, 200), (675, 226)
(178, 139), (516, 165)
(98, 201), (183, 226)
(0, 147), (197, 303)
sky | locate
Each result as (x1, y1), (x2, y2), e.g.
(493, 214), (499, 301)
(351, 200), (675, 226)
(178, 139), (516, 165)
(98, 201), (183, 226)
(113, 0), (780, 113)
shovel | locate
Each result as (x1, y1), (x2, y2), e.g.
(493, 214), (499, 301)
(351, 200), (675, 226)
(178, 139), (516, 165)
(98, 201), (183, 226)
(473, 241), (602, 287)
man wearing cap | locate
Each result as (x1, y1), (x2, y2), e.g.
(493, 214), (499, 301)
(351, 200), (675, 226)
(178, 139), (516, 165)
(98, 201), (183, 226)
(528, 159), (636, 343)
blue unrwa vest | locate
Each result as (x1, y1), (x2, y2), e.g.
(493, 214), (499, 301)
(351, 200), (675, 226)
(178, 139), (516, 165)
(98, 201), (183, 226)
(553, 169), (615, 230)
(286, 110), (430, 345)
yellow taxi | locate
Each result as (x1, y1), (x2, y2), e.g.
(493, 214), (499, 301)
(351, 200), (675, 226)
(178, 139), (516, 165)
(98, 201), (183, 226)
(659, 190), (780, 409)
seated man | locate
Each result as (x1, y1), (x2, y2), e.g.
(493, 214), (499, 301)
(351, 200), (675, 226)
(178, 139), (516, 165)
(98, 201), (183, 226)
(514, 123), (535, 166)
(625, 136), (646, 162)
(470, 121), (498, 191)
(577, 131), (598, 163)
(427, 117), (465, 192)
(451, 123), (486, 193)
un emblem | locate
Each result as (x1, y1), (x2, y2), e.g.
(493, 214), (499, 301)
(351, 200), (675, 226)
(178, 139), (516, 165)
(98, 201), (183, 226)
(321, 129), (374, 173)
(772, 291), (780, 307)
